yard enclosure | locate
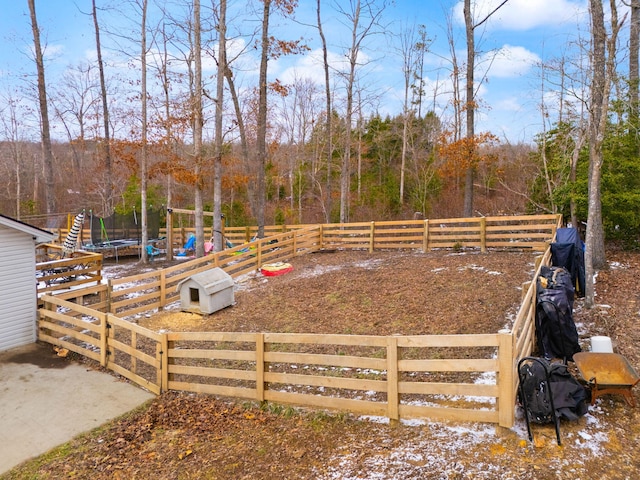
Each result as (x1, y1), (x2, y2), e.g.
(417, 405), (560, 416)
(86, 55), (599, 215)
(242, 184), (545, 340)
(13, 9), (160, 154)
(50, 211), (561, 254)
(38, 214), (561, 428)
(163, 211), (559, 252)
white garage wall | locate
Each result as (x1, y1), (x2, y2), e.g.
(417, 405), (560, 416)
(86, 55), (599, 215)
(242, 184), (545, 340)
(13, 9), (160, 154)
(0, 225), (37, 352)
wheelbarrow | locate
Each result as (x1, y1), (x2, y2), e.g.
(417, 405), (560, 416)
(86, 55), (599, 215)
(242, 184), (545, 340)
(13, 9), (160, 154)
(573, 352), (640, 407)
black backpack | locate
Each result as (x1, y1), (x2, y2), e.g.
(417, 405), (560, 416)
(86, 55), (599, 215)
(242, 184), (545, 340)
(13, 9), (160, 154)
(518, 357), (589, 445)
(536, 266), (581, 361)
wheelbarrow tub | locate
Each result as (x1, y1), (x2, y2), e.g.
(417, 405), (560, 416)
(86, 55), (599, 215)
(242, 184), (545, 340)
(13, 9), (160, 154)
(573, 352), (639, 406)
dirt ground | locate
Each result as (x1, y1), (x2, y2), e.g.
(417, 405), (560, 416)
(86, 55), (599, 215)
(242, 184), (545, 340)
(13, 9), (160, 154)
(3, 249), (640, 479)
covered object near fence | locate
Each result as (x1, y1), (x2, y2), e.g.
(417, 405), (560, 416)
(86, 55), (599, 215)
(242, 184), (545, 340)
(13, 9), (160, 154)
(0, 215), (55, 352)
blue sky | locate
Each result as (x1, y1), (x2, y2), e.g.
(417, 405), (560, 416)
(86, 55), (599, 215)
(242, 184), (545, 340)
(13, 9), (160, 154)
(0, 0), (597, 144)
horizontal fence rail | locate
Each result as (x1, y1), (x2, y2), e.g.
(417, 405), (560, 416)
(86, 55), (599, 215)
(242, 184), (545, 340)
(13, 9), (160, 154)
(37, 214), (561, 428)
(38, 297), (516, 426)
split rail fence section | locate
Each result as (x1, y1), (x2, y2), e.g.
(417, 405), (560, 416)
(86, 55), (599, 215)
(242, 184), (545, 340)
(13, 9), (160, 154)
(162, 214), (560, 252)
(36, 244), (103, 295)
(38, 214), (561, 427)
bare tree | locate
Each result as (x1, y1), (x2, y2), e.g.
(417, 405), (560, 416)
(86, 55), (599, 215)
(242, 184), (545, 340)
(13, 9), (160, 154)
(397, 23), (431, 206)
(274, 75), (321, 221)
(630, 0), (639, 113)
(0, 91), (27, 217)
(336, 0), (388, 223)
(213, 0), (227, 252)
(584, 0), (625, 307)
(140, 0), (150, 262)
(51, 62), (100, 175)
(193, 0), (205, 257)
(92, 0), (114, 214)
(462, 0), (509, 217)
(317, 0), (333, 222)
(628, 0), (640, 150)
(27, 0), (56, 215)
(255, 0), (271, 237)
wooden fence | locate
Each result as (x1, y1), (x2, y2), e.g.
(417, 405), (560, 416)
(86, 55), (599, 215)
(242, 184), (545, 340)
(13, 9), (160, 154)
(160, 214), (561, 252)
(36, 244), (103, 295)
(38, 294), (517, 426)
(51, 212), (560, 253)
(52, 214), (560, 314)
(107, 226), (321, 317)
(37, 214), (561, 427)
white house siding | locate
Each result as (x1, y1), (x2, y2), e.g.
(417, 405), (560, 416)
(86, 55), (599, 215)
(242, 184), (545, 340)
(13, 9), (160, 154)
(0, 224), (38, 352)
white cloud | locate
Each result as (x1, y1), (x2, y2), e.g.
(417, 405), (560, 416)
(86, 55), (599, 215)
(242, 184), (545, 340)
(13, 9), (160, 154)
(494, 96), (522, 112)
(479, 44), (540, 78)
(275, 48), (371, 86)
(453, 0), (588, 31)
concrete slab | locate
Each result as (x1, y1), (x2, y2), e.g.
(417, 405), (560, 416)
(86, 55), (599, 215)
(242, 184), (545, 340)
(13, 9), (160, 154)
(0, 343), (155, 474)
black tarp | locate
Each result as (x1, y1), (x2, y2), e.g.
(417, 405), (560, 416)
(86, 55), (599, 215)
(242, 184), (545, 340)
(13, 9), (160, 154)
(551, 227), (585, 298)
(535, 266), (581, 362)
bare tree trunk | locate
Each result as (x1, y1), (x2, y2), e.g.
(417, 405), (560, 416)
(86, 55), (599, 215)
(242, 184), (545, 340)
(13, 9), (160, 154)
(225, 71), (250, 178)
(537, 62), (556, 214)
(462, 0), (509, 218)
(446, 16), (462, 142)
(193, 0), (205, 257)
(213, 0), (227, 251)
(339, 0), (364, 224)
(630, 0), (639, 150)
(140, 0), (149, 263)
(160, 23), (174, 260)
(463, 0), (475, 218)
(398, 24), (417, 207)
(585, 0), (621, 307)
(92, 0), (113, 215)
(27, 0), (56, 215)
(631, 0), (639, 110)
(16, 158), (21, 218)
(256, 0), (270, 237)
(317, 0), (332, 222)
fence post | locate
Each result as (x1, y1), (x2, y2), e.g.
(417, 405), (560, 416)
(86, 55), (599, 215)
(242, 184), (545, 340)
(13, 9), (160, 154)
(256, 239), (263, 269)
(386, 336), (399, 423)
(100, 311), (108, 367)
(107, 278), (114, 314)
(160, 270), (167, 310)
(256, 333), (265, 403)
(498, 329), (515, 428)
(369, 221), (375, 253)
(166, 208), (174, 261)
(423, 219), (430, 252)
(105, 313), (114, 369)
(319, 224), (324, 249)
(480, 217), (487, 253)
(160, 333), (169, 393)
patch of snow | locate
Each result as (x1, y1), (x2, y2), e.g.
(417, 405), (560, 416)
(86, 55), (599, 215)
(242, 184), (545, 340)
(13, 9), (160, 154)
(608, 261), (628, 270)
